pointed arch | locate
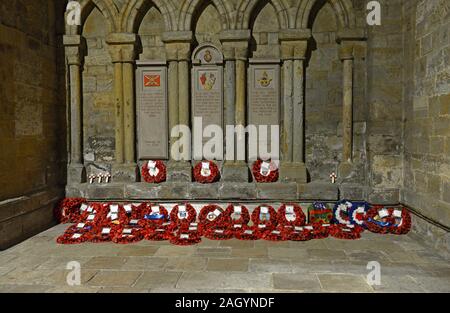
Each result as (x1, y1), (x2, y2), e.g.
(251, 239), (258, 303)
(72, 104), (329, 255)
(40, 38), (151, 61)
(120, 0), (175, 33)
(236, 0), (289, 30)
(66, 0), (119, 35)
(295, 0), (356, 30)
(178, 0), (232, 31)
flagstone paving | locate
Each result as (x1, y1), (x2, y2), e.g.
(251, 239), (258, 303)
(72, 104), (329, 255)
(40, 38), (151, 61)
(0, 224), (449, 293)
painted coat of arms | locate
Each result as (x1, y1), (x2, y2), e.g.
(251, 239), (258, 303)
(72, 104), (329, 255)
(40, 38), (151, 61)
(199, 72), (216, 91)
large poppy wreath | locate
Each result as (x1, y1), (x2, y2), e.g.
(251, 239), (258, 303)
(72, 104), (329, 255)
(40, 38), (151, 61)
(193, 161), (220, 183)
(170, 203), (197, 225)
(251, 205), (278, 231)
(252, 159), (279, 183)
(277, 203), (306, 227)
(366, 206), (411, 235)
(198, 204), (231, 229)
(141, 160), (166, 183)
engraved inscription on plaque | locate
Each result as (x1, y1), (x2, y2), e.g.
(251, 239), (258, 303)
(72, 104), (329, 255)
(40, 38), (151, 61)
(248, 60), (280, 158)
(191, 44), (224, 160)
(136, 63), (168, 159)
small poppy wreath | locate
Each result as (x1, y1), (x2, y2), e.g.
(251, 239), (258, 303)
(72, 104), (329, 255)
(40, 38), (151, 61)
(309, 223), (330, 239)
(89, 224), (121, 243)
(144, 223), (174, 241)
(193, 160), (220, 183)
(141, 160), (166, 183)
(366, 206), (411, 235)
(224, 204), (251, 226)
(198, 204), (231, 229)
(260, 226), (289, 241)
(170, 203), (197, 225)
(234, 225), (260, 241)
(138, 204), (169, 228)
(329, 224), (364, 240)
(111, 226), (144, 244)
(252, 159), (279, 183)
(203, 227), (234, 240)
(56, 225), (93, 244)
(169, 229), (202, 246)
(286, 226), (313, 241)
(277, 204), (306, 227)
(54, 198), (87, 224)
(251, 205), (278, 230)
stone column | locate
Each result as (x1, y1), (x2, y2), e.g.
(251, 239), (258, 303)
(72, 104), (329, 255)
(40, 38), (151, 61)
(338, 43), (354, 177)
(64, 35), (86, 183)
(162, 32), (193, 182)
(106, 33), (138, 182)
(220, 30), (251, 182)
(178, 43), (192, 161)
(278, 33), (309, 183)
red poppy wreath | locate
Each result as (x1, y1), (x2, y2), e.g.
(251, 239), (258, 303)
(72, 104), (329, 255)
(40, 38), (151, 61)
(193, 161), (220, 183)
(141, 160), (166, 183)
(252, 159), (279, 183)
(329, 224), (364, 240)
(251, 204), (278, 230)
(54, 198), (87, 224)
(198, 204), (231, 229)
(366, 206), (411, 235)
(224, 204), (251, 226)
(170, 203), (197, 226)
(277, 203), (306, 227)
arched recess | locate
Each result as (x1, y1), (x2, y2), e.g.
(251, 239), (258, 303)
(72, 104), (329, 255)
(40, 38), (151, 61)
(193, 2), (224, 47)
(304, 1), (342, 182)
(295, 0), (356, 30)
(81, 6), (116, 165)
(236, 0), (288, 30)
(66, 0), (118, 35)
(131, 2), (167, 60)
(178, 0), (231, 31)
(248, 0), (281, 59)
(120, 0), (175, 33)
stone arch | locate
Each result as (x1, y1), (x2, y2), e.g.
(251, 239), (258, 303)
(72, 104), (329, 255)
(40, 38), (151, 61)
(178, 0), (232, 31)
(295, 0), (356, 30)
(236, 0), (289, 30)
(120, 0), (175, 33)
(66, 0), (119, 35)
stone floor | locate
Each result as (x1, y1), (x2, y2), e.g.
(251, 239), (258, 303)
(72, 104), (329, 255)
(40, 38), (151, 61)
(0, 223), (449, 293)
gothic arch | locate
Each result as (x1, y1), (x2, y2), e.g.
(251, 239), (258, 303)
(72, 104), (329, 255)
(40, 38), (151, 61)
(295, 0), (356, 30)
(236, 0), (289, 30)
(178, 0), (232, 31)
(66, 0), (119, 35)
(120, 0), (176, 33)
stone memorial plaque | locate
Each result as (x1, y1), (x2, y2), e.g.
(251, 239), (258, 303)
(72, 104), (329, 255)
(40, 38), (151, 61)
(191, 44), (224, 160)
(248, 59), (280, 159)
(136, 61), (168, 159)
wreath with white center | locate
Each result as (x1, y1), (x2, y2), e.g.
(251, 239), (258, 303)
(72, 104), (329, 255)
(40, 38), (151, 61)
(252, 159), (279, 183)
(193, 160), (220, 183)
(141, 160), (166, 183)
(332, 200), (353, 225)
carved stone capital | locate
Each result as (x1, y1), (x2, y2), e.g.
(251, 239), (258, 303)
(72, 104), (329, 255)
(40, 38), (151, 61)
(338, 42), (355, 60)
(106, 33), (138, 63)
(280, 40), (308, 60)
(63, 35), (85, 65)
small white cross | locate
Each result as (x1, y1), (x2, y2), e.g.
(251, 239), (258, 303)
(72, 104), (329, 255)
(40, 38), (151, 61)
(330, 172), (337, 184)
(88, 174), (96, 184)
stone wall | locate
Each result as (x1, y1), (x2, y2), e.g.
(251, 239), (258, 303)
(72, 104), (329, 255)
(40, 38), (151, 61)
(402, 0), (450, 228)
(366, 0), (405, 203)
(0, 0), (66, 249)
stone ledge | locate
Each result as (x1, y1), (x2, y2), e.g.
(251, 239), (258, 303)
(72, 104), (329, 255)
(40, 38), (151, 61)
(0, 187), (63, 250)
(297, 183), (339, 200)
